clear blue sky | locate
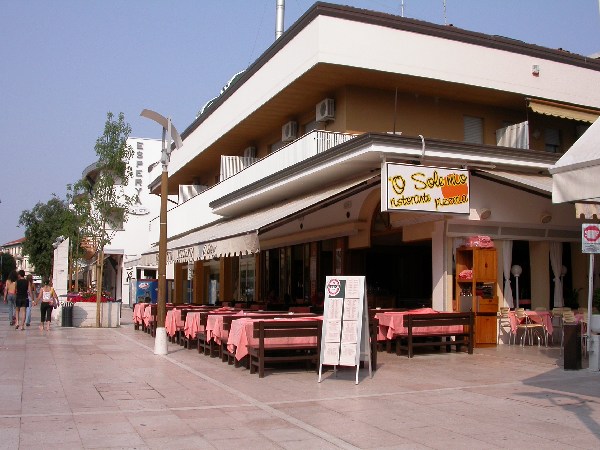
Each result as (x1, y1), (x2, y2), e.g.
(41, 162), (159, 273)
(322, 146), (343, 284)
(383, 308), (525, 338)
(1, 0), (599, 245)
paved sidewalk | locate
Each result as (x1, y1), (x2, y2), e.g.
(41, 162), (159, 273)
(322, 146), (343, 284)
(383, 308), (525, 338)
(1, 302), (600, 449)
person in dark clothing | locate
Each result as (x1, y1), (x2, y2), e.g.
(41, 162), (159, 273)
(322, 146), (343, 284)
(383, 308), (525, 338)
(15, 270), (32, 330)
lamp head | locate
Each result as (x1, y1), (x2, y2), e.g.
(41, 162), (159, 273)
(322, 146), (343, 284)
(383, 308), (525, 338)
(511, 264), (522, 277)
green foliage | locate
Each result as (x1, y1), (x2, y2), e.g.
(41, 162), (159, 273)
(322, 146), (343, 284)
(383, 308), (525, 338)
(0, 252), (17, 281)
(18, 196), (75, 279)
(68, 112), (134, 254)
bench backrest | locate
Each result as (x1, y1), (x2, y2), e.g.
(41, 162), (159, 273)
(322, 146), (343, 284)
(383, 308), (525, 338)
(404, 312), (474, 328)
(252, 319), (322, 339)
(222, 313), (316, 331)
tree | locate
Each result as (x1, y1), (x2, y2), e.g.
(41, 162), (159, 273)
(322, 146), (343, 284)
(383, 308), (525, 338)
(69, 112), (134, 327)
(0, 252), (17, 281)
(18, 196), (75, 280)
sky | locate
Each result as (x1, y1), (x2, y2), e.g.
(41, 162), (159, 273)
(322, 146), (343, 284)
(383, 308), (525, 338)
(1, 0), (599, 245)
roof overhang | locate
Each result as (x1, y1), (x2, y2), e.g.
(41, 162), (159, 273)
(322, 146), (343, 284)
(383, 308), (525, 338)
(142, 174), (378, 265)
(471, 170), (552, 198)
(550, 118), (600, 203)
(527, 98), (600, 123)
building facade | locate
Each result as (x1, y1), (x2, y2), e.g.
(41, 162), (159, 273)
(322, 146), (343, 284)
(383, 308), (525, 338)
(1, 238), (34, 275)
(141, 3), (600, 343)
(77, 137), (163, 305)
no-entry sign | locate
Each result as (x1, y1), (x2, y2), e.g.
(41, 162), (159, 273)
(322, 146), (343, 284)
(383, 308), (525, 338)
(582, 223), (600, 253)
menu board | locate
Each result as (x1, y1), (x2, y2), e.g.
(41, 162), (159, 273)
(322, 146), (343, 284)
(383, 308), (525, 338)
(318, 276), (371, 384)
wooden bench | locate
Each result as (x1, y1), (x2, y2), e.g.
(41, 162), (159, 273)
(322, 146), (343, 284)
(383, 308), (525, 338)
(396, 312), (474, 358)
(219, 312), (314, 365)
(247, 320), (322, 378)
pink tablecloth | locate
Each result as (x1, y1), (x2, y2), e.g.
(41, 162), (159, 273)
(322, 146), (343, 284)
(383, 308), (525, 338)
(375, 308), (454, 340)
(183, 312), (205, 339)
(509, 311), (553, 335)
(143, 305), (152, 327)
(228, 317), (320, 361)
(165, 309), (183, 337)
(205, 312), (245, 344)
(133, 303), (146, 324)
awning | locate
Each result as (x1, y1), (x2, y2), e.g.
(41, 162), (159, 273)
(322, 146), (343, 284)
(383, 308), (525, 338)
(527, 99), (600, 123)
(472, 170), (552, 197)
(575, 203), (600, 219)
(550, 118), (600, 203)
(141, 174), (377, 265)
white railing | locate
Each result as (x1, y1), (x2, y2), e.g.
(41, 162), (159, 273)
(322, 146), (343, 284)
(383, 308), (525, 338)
(219, 156), (259, 181)
(164, 130), (359, 238)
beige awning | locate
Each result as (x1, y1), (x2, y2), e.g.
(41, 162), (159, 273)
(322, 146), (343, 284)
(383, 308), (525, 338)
(473, 170), (552, 196)
(550, 117), (600, 203)
(140, 174), (377, 265)
(575, 203), (600, 219)
(528, 99), (600, 123)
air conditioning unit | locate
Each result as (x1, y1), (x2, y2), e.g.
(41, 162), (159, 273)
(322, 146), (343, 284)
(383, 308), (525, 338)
(243, 146), (257, 158)
(281, 121), (298, 142)
(316, 98), (335, 122)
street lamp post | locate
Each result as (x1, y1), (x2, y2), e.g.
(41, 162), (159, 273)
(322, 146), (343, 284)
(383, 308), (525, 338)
(140, 109), (183, 355)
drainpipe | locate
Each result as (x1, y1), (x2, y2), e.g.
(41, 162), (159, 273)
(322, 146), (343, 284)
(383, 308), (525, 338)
(276, 0), (285, 39)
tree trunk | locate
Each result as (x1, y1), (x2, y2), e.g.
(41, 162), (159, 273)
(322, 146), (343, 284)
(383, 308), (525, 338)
(96, 249), (105, 328)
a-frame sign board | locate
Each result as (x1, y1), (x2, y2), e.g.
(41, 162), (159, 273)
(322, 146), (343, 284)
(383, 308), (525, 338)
(318, 276), (371, 384)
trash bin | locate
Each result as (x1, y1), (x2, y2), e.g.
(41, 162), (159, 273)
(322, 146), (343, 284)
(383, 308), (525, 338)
(62, 302), (74, 327)
(563, 323), (581, 370)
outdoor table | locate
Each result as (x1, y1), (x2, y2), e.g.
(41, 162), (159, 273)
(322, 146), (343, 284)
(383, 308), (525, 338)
(143, 305), (153, 327)
(183, 312), (204, 339)
(165, 308), (184, 337)
(228, 317), (321, 361)
(508, 310), (553, 336)
(375, 308), (445, 340)
(133, 303), (146, 325)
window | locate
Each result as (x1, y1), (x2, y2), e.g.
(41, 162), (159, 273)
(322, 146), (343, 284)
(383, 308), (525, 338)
(239, 256), (255, 302)
(464, 116), (484, 144)
(544, 128), (561, 153)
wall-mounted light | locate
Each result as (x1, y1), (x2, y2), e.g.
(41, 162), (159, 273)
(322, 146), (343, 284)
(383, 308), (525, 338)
(532, 64), (540, 76)
(478, 208), (492, 220)
(540, 212), (552, 224)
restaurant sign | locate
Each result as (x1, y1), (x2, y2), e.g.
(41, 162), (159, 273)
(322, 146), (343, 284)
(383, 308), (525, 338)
(381, 162), (470, 214)
(582, 223), (600, 254)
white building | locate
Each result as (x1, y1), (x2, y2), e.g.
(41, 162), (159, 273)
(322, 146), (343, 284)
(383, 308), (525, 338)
(140, 3), (600, 345)
(78, 137), (163, 305)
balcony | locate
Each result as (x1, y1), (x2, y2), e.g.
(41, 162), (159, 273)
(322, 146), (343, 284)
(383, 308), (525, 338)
(163, 130), (359, 238)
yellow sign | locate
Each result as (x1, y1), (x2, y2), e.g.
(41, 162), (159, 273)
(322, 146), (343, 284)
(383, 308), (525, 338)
(382, 162), (470, 214)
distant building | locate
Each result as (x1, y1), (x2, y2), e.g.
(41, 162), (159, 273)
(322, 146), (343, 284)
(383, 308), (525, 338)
(69, 137), (163, 304)
(1, 237), (34, 275)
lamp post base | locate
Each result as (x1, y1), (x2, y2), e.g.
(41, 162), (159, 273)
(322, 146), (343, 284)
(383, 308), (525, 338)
(154, 327), (168, 355)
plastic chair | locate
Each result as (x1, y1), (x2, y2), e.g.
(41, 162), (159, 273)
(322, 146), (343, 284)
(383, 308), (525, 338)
(515, 309), (545, 347)
(497, 307), (511, 344)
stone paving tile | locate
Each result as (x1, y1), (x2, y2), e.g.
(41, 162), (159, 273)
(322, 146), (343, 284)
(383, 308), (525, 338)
(3, 304), (600, 449)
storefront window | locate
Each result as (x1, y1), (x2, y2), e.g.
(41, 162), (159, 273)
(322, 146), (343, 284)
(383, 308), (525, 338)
(239, 255), (255, 302)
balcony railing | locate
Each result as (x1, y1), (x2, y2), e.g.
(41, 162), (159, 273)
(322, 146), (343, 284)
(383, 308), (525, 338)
(165, 130), (359, 238)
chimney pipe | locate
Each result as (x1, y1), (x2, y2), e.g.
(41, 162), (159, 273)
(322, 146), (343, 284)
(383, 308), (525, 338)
(275, 0), (285, 39)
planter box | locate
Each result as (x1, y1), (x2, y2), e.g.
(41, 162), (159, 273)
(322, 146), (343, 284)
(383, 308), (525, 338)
(56, 301), (120, 327)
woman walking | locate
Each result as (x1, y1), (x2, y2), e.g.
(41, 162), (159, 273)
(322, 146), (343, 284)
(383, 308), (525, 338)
(15, 270), (30, 330)
(3, 270), (18, 326)
(35, 278), (58, 331)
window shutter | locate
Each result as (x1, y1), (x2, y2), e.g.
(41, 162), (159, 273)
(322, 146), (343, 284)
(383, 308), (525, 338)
(464, 116), (483, 144)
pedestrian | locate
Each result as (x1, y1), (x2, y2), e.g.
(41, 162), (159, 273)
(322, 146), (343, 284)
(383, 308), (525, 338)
(3, 270), (18, 326)
(25, 274), (35, 327)
(15, 270), (30, 330)
(35, 278), (58, 331)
